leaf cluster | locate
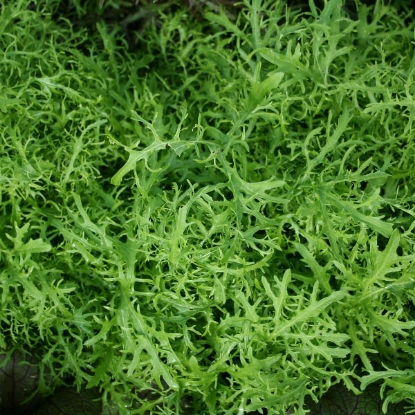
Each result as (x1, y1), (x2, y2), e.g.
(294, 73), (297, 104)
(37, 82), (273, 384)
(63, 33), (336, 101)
(1, 0), (415, 414)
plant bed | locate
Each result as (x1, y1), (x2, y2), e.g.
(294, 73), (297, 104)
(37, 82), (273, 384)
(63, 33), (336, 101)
(1, 0), (415, 413)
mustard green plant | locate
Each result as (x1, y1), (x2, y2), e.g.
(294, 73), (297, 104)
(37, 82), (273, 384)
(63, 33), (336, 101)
(1, 0), (415, 414)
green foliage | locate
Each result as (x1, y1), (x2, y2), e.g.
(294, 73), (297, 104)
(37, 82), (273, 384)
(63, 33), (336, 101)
(1, 0), (415, 414)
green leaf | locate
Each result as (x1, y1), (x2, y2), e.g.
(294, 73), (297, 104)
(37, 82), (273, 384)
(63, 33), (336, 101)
(361, 370), (415, 390)
(270, 288), (345, 338)
(110, 139), (168, 185)
(321, 190), (394, 238)
(15, 238), (51, 254)
(295, 244), (332, 295)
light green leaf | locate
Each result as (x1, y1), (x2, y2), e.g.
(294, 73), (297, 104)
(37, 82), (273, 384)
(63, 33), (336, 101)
(306, 109), (351, 174)
(271, 289), (345, 338)
(110, 140), (168, 185)
(322, 191), (393, 237)
(361, 369), (415, 390)
(295, 244), (332, 294)
(258, 47), (319, 82)
(15, 238), (51, 254)
(370, 229), (400, 279)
